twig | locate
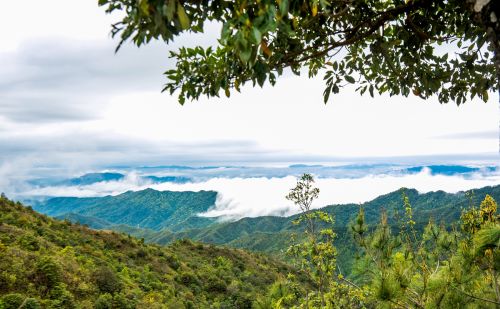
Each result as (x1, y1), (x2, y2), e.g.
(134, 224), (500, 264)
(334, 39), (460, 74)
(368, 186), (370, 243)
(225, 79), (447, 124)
(451, 286), (500, 305)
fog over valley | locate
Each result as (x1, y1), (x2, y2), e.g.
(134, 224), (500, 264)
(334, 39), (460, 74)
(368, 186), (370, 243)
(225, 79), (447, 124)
(7, 163), (499, 220)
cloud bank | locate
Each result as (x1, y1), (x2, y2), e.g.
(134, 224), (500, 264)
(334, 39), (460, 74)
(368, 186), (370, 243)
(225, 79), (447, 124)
(18, 168), (500, 220)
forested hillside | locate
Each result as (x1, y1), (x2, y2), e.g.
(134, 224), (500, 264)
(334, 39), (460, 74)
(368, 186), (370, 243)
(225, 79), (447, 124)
(34, 185), (500, 275)
(0, 195), (308, 308)
(2, 181), (500, 308)
(34, 189), (218, 231)
(129, 185), (500, 272)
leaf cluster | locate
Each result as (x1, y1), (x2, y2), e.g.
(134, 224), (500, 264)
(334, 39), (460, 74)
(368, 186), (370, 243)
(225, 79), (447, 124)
(100, 0), (497, 104)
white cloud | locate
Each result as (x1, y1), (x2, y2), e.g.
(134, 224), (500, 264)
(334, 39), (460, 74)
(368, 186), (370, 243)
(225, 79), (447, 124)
(0, 0), (498, 182)
(99, 79), (499, 158)
(20, 169), (500, 220)
(0, 0), (113, 52)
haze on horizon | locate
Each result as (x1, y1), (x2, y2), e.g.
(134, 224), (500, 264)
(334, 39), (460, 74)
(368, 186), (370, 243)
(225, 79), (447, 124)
(0, 0), (499, 186)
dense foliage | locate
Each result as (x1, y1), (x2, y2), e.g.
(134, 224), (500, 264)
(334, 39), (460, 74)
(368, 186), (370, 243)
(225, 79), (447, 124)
(344, 193), (500, 307)
(98, 0), (499, 104)
(0, 195), (309, 308)
(35, 189), (217, 231)
(101, 185), (500, 274)
(255, 174), (500, 308)
(3, 178), (500, 307)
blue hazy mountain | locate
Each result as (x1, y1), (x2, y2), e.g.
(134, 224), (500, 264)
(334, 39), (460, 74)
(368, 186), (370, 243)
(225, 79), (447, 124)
(28, 172), (193, 187)
(65, 172), (125, 185)
(131, 164), (498, 179)
(405, 165), (497, 175)
(143, 175), (191, 183)
(27, 173), (125, 187)
(25, 164), (498, 191)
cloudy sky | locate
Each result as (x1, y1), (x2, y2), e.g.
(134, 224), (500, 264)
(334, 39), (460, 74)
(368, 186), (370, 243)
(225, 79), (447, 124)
(1, 0), (499, 182)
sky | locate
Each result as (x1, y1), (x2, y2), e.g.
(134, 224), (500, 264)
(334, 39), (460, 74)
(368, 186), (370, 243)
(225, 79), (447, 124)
(0, 1), (499, 191)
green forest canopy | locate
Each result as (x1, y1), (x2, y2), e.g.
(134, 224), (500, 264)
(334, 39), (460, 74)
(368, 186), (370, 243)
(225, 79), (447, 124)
(0, 195), (308, 308)
(98, 0), (500, 104)
(1, 180), (499, 307)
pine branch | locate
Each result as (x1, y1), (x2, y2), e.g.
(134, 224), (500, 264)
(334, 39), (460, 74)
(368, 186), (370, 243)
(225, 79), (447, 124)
(451, 286), (500, 305)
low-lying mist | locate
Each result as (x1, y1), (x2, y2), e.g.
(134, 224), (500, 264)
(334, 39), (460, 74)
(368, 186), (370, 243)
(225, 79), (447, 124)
(18, 168), (500, 220)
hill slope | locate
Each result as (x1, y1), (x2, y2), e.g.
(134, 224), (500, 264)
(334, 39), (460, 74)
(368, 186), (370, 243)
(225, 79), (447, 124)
(33, 185), (500, 273)
(0, 196), (307, 308)
(137, 185), (500, 272)
(140, 185), (500, 244)
(34, 189), (218, 231)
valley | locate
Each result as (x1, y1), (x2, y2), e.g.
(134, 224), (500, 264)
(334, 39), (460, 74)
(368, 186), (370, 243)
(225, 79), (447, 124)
(32, 184), (500, 274)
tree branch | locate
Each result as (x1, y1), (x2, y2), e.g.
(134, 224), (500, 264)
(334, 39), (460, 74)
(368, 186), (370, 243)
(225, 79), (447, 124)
(279, 0), (431, 67)
(451, 286), (500, 305)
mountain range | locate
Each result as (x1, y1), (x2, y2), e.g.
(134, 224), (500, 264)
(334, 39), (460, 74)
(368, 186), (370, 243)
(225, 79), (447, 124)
(32, 184), (500, 273)
(25, 164), (499, 190)
(28, 172), (192, 188)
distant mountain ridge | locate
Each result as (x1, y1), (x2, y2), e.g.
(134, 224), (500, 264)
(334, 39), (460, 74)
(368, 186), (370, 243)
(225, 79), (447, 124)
(36, 185), (500, 236)
(404, 165), (497, 175)
(143, 185), (500, 245)
(66, 172), (125, 185)
(148, 185), (500, 273)
(25, 164), (499, 190)
(28, 172), (192, 187)
(34, 189), (218, 231)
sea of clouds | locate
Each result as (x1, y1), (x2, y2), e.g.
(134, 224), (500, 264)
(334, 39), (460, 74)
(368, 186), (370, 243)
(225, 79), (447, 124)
(15, 166), (500, 220)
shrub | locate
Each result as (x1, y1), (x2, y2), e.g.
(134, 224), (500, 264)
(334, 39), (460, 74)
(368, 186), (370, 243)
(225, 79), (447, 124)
(94, 293), (113, 309)
(18, 234), (40, 251)
(112, 293), (135, 309)
(1, 294), (24, 309)
(34, 257), (62, 293)
(22, 298), (41, 309)
(92, 266), (123, 294)
(49, 284), (75, 308)
(135, 248), (148, 258)
(165, 254), (181, 270)
(177, 271), (197, 285)
(165, 299), (184, 309)
(0, 295), (40, 309)
(204, 277), (227, 293)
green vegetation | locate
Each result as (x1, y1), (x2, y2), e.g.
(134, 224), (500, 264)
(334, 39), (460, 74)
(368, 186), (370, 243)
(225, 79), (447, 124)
(2, 177), (500, 307)
(110, 185), (500, 274)
(285, 174), (342, 307)
(98, 0), (498, 104)
(0, 195), (309, 308)
(35, 184), (500, 277)
(345, 193), (500, 307)
(35, 189), (218, 231)
(254, 174), (500, 308)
